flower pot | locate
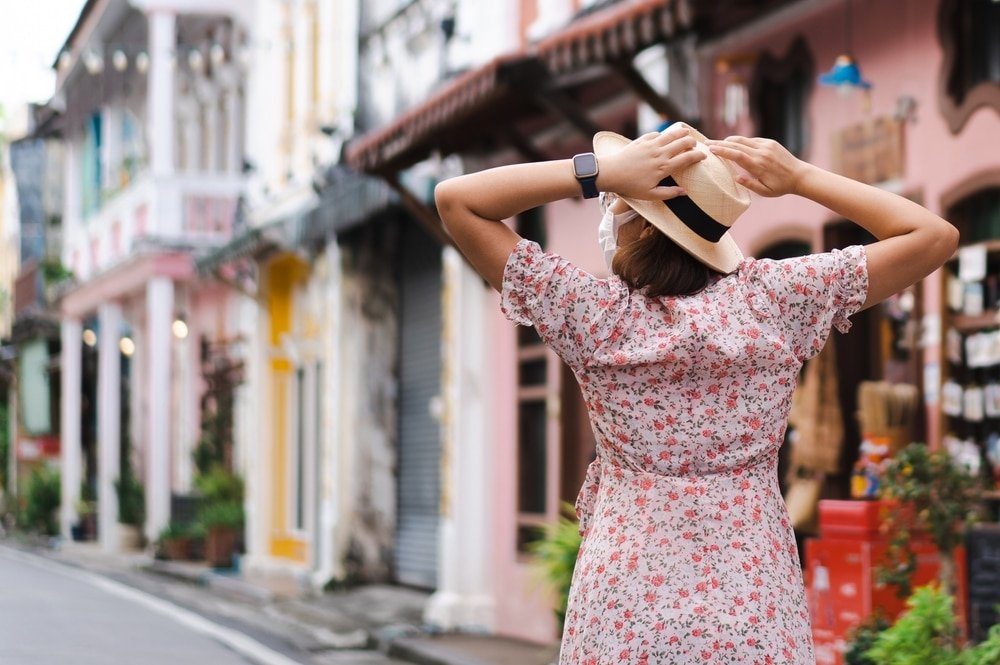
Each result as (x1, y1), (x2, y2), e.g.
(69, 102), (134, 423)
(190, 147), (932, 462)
(118, 523), (142, 550)
(205, 526), (237, 568)
(162, 537), (192, 561)
(83, 513), (97, 541)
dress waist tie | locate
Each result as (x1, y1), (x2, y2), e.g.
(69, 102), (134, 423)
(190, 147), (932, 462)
(574, 458), (604, 538)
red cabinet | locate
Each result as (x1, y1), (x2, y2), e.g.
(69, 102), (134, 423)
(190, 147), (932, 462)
(803, 501), (967, 665)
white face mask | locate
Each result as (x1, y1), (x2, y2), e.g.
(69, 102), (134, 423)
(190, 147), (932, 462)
(597, 198), (640, 270)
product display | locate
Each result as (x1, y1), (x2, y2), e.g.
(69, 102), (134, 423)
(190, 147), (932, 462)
(943, 243), (1000, 492)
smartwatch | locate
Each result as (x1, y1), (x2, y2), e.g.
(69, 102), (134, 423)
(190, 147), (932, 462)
(572, 152), (600, 199)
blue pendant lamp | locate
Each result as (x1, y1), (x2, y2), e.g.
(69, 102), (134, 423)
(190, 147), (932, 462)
(819, 54), (872, 89)
(818, 0), (872, 91)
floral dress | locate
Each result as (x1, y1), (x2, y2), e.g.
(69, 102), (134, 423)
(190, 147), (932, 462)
(500, 238), (868, 664)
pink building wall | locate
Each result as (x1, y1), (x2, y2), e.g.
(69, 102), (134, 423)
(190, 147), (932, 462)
(492, 0), (1000, 643)
(705, 0), (1000, 449)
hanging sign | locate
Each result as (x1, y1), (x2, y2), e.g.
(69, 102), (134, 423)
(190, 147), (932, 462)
(831, 117), (904, 185)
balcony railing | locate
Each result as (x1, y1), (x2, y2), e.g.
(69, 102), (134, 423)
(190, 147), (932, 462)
(66, 171), (243, 281)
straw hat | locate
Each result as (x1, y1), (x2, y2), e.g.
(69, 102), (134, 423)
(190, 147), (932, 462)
(592, 127), (751, 274)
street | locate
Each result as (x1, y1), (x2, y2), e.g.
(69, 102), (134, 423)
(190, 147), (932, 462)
(0, 545), (302, 665)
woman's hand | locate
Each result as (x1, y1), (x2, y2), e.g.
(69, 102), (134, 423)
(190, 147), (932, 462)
(705, 136), (810, 198)
(597, 124), (706, 201)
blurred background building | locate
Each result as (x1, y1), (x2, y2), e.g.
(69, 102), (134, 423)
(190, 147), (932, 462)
(0, 0), (998, 655)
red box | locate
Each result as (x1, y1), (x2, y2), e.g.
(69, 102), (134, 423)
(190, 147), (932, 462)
(817, 499), (884, 538)
(805, 503), (967, 665)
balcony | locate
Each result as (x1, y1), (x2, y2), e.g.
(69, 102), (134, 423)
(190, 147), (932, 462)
(66, 171), (243, 281)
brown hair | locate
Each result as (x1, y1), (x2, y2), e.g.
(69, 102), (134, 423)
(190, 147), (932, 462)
(611, 222), (721, 297)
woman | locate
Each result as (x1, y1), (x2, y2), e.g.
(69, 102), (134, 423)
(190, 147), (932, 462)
(434, 124), (957, 664)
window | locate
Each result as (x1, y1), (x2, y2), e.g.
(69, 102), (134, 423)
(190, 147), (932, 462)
(82, 113), (103, 217)
(290, 360), (322, 533)
(750, 37), (813, 158)
(950, 187), (1000, 244)
(294, 367), (306, 531)
(940, 0), (1000, 132)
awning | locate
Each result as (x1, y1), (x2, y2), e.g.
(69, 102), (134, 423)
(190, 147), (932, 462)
(345, 54), (548, 175)
(531, 0), (686, 75)
(344, 0), (689, 176)
(196, 166), (396, 274)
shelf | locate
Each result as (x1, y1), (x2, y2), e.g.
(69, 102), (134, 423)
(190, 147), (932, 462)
(948, 240), (1000, 262)
(951, 310), (1000, 333)
(982, 490), (1000, 501)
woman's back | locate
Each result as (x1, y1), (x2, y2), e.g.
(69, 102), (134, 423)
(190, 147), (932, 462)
(502, 237), (868, 663)
(503, 237), (866, 479)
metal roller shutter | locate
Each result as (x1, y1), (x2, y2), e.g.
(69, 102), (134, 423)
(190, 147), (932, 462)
(394, 222), (442, 588)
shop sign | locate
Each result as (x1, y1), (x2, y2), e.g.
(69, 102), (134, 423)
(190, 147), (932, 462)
(17, 436), (60, 461)
(831, 117), (904, 186)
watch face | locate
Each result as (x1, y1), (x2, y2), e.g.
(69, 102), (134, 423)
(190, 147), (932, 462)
(573, 152), (599, 178)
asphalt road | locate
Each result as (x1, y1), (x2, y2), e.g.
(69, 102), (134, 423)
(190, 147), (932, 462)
(0, 545), (303, 665)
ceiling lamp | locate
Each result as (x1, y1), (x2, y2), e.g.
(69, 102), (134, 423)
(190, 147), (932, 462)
(818, 54), (871, 90)
(818, 0), (871, 93)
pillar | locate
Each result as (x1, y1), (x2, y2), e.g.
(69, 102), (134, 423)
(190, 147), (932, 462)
(97, 302), (122, 552)
(148, 9), (176, 178)
(60, 318), (83, 539)
(425, 246), (495, 631)
(145, 278), (173, 543)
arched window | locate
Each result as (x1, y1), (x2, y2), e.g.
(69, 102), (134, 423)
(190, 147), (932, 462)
(939, 0), (1000, 132)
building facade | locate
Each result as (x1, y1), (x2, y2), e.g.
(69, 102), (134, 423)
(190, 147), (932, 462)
(346, 0), (1000, 645)
(53, 0), (253, 549)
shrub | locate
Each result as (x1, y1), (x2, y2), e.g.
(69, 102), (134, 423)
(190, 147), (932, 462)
(963, 621), (1000, 665)
(845, 614), (891, 665)
(194, 466), (243, 505)
(865, 585), (962, 664)
(24, 467), (61, 535)
(878, 443), (983, 597)
(527, 502), (582, 631)
(114, 469), (144, 526)
(198, 501), (244, 530)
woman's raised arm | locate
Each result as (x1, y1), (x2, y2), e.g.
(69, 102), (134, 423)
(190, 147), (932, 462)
(707, 137), (959, 310)
(434, 124), (703, 291)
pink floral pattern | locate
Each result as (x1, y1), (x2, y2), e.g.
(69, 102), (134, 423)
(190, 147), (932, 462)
(501, 238), (868, 664)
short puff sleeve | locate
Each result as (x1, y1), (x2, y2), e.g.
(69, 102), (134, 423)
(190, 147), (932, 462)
(501, 238), (625, 370)
(740, 245), (868, 362)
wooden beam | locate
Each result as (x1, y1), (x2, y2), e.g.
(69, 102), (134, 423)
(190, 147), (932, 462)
(384, 175), (453, 249)
(612, 60), (688, 124)
(534, 89), (601, 138)
(502, 126), (550, 163)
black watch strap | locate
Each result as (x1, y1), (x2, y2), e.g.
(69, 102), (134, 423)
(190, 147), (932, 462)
(573, 152), (600, 199)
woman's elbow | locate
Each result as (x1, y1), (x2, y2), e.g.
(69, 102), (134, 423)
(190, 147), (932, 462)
(931, 221), (960, 264)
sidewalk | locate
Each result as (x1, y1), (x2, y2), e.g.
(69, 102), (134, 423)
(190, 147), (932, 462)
(11, 538), (559, 665)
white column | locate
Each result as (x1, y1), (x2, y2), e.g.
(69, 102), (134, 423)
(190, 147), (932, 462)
(148, 9), (176, 178)
(311, 241), (342, 588)
(145, 278), (173, 543)
(60, 319), (83, 539)
(425, 247), (496, 631)
(204, 91), (221, 172)
(222, 87), (241, 174)
(97, 302), (122, 552)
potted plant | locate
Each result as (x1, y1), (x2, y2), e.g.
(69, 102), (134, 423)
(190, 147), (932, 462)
(861, 585), (1000, 663)
(23, 467), (61, 536)
(114, 465), (145, 550)
(157, 521), (206, 561)
(527, 502), (582, 631)
(199, 501), (243, 568)
(877, 443), (983, 598)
